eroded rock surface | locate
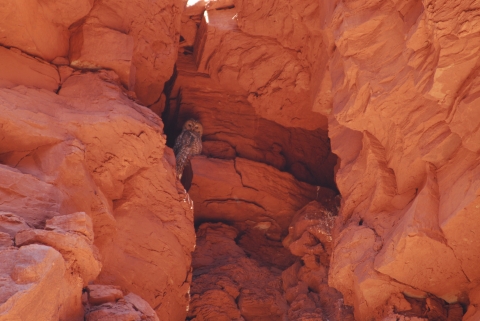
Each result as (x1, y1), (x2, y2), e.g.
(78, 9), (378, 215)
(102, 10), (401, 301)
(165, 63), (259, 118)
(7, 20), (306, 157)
(190, 157), (336, 236)
(189, 199), (353, 321)
(320, 0), (480, 319)
(84, 286), (159, 321)
(69, 0), (186, 105)
(1, 0), (479, 319)
(0, 71), (194, 320)
(0, 244), (83, 321)
(163, 54), (338, 189)
(188, 223), (289, 321)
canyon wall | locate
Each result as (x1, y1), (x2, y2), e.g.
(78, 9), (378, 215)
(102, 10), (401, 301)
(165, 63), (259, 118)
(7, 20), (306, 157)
(0, 0), (479, 320)
(0, 1), (195, 319)
(321, 0), (480, 319)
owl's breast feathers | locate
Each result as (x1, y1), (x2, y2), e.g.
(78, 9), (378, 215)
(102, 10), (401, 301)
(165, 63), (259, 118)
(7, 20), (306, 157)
(174, 130), (202, 157)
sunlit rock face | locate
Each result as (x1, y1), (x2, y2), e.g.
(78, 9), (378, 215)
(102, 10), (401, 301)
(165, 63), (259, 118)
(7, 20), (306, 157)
(1, 0), (479, 319)
(0, 71), (195, 320)
(319, 0), (480, 319)
(68, 0), (186, 106)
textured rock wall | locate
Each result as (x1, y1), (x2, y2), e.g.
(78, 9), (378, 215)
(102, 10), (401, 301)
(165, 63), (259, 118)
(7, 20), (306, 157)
(0, 0), (195, 319)
(319, 0), (480, 319)
(0, 72), (194, 320)
(177, 0), (480, 319)
(1, 0), (480, 319)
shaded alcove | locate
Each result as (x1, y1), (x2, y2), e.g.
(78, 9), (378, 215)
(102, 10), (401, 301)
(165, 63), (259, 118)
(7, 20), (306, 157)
(161, 54), (338, 192)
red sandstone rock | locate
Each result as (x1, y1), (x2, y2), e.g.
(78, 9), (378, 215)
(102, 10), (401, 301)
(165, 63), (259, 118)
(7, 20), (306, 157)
(188, 223), (288, 320)
(283, 200), (338, 266)
(464, 286), (480, 321)
(15, 227), (102, 284)
(329, 225), (423, 320)
(438, 146), (480, 284)
(0, 213), (31, 237)
(184, 0), (234, 16)
(186, 0), (330, 130)
(319, 0), (480, 318)
(83, 286), (159, 321)
(85, 301), (141, 321)
(0, 165), (63, 228)
(69, 25), (135, 89)
(72, 0), (185, 105)
(374, 167), (469, 301)
(0, 0), (93, 60)
(0, 71), (194, 320)
(0, 47), (60, 91)
(46, 212), (94, 243)
(237, 228), (297, 270)
(195, 10), (324, 130)
(0, 232), (13, 249)
(0, 244), (84, 320)
(85, 297), (159, 321)
(86, 284), (123, 305)
(124, 293), (160, 321)
(1, 0), (480, 319)
(281, 202), (354, 321)
(168, 55), (337, 188)
(190, 156), (334, 235)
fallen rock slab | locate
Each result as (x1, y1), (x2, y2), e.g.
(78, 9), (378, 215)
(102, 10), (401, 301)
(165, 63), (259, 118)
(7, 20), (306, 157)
(190, 157), (336, 236)
(0, 244), (83, 321)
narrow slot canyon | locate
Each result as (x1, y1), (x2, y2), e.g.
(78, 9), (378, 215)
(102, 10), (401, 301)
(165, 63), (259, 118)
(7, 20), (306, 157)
(0, 0), (479, 321)
(162, 19), (346, 319)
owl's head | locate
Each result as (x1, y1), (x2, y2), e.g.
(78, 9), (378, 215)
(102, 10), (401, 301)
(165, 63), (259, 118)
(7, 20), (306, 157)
(183, 119), (203, 136)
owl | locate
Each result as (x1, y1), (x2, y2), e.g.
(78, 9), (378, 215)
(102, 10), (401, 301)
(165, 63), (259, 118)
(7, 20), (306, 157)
(173, 119), (203, 179)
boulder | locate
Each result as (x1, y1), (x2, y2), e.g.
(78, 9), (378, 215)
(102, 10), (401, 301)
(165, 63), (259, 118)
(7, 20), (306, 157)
(0, 244), (83, 321)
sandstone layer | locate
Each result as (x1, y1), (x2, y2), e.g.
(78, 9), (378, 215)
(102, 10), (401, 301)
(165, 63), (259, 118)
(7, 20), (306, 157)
(319, 0), (480, 319)
(1, 0), (480, 319)
(0, 71), (195, 320)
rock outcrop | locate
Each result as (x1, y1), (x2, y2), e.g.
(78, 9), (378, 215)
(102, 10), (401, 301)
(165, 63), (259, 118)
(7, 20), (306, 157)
(1, 0), (480, 319)
(0, 71), (195, 320)
(318, 0), (480, 319)
(84, 285), (160, 321)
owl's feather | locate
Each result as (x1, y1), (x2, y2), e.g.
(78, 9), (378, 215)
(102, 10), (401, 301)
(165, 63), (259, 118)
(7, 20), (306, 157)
(173, 123), (203, 179)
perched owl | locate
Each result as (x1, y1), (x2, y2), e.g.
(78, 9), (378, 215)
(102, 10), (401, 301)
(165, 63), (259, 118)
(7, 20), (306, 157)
(173, 119), (203, 179)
